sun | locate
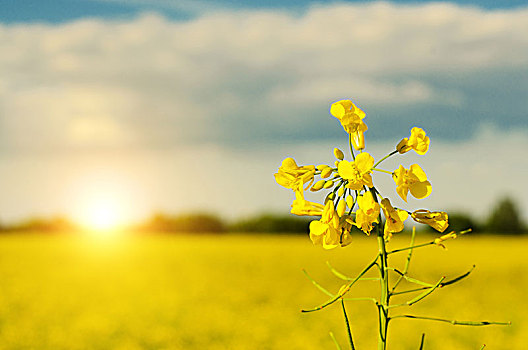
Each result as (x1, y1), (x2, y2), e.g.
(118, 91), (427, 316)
(83, 197), (122, 231)
(75, 194), (126, 235)
(70, 171), (142, 237)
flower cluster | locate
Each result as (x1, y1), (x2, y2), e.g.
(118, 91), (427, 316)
(275, 99), (449, 248)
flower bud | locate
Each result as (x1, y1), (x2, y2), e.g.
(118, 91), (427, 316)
(345, 195), (354, 209)
(337, 200), (346, 216)
(334, 148), (344, 160)
(317, 164), (330, 171)
(323, 180), (334, 189)
(325, 192), (335, 203)
(311, 179), (325, 192)
(397, 138), (410, 154)
(321, 167), (333, 178)
(337, 186), (345, 197)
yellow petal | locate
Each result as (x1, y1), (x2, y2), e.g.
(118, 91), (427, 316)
(414, 137), (430, 155)
(362, 173), (373, 188)
(397, 210), (409, 222)
(355, 152), (374, 173)
(309, 220), (327, 236)
(410, 164), (428, 182)
(330, 100), (353, 119)
(281, 157), (298, 170)
(337, 160), (355, 179)
(409, 181), (432, 199)
(396, 184), (409, 202)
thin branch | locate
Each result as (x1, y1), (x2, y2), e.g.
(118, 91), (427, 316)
(418, 333), (425, 350)
(391, 266), (476, 296)
(390, 314), (511, 326)
(441, 265), (476, 287)
(301, 255), (379, 313)
(327, 261), (379, 281)
(387, 241), (434, 255)
(407, 276), (445, 306)
(388, 228), (472, 255)
(329, 332), (342, 350)
(388, 268), (435, 288)
(302, 269), (334, 297)
(341, 300), (356, 350)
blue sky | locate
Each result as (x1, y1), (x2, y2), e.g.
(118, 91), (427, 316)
(1, 0), (527, 23)
(0, 0), (527, 226)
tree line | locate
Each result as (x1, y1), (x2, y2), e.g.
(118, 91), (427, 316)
(0, 197), (525, 235)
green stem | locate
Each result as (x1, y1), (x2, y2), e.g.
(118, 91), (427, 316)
(341, 299), (356, 350)
(390, 228), (415, 294)
(349, 134), (356, 161)
(373, 150), (398, 168)
(377, 226), (390, 350)
(372, 168), (393, 175)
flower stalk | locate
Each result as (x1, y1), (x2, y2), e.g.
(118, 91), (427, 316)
(377, 226), (390, 350)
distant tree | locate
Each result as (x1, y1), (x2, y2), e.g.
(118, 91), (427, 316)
(438, 212), (480, 233)
(145, 212), (226, 233)
(229, 214), (312, 234)
(11, 216), (77, 232)
(485, 197), (526, 234)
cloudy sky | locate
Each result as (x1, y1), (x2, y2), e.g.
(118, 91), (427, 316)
(0, 0), (527, 227)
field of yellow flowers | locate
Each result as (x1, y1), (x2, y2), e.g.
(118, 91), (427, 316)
(0, 233), (524, 349)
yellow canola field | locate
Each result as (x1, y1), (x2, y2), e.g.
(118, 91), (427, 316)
(0, 233), (525, 349)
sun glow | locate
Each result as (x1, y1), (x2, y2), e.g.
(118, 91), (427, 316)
(69, 170), (147, 237)
(80, 196), (124, 232)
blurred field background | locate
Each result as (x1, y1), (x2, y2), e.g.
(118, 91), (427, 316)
(0, 232), (524, 350)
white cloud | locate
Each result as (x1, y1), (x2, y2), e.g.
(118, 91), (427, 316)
(1, 3), (527, 153)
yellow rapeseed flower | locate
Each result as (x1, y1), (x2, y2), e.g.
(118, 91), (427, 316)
(354, 191), (380, 235)
(380, 198), (408, 240)
(338, 152), (374, 190)
(397, 127), (430, 155)
(330, 100), (368, 150)
(392, 164), (432, 202)
(309, 201), (341, 249)
(411, 209), (449, 232)
(274, 157), (315, 191)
